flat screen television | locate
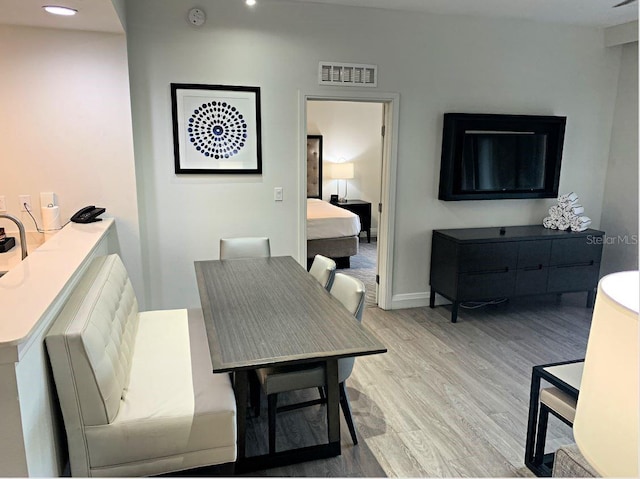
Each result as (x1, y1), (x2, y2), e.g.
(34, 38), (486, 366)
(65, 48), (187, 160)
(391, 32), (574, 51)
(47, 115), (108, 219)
(438, 113), (566, 201)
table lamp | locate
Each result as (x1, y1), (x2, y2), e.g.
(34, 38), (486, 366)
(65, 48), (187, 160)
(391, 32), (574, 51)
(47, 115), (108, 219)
(331, 162), (354, 202)
(573, 270), (639, 477)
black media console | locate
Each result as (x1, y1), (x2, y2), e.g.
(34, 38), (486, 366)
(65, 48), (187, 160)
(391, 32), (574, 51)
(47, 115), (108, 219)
(429, 225), (604, 323)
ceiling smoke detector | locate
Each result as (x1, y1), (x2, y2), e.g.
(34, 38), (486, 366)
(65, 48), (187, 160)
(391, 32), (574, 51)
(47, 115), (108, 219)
(188, 8), (206, 26)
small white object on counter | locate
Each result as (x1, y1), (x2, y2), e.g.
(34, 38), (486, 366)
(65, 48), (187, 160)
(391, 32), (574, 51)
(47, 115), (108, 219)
(41, 205), (62, 241)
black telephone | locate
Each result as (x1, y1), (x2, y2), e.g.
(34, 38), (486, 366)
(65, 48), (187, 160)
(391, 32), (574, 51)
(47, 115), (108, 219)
(70, 206), (106, 224)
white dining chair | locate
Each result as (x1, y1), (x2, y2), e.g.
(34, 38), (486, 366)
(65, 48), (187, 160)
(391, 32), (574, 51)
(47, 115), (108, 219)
(309, 254), (337, 290)
(256, 272), (366, 453)
(219, 237), (271, 260)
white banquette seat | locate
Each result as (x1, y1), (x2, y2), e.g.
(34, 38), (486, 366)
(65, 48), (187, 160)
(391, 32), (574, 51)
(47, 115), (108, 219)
(45, 254), (236, 477)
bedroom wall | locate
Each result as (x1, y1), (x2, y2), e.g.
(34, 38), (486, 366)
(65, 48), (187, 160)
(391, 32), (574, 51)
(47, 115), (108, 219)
(599, 41), (639, 276)
(0, 24), (145, 306)
(307, 100), (383, 235)
(125, 0), (622, 310)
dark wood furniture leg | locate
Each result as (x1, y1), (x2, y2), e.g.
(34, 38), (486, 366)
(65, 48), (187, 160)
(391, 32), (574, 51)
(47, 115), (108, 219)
(250, 371), (261, 417)
(525, 367), (542, 474)
(234, 370), (249, 460)
(335, 257), (351, 269)
(339, 382), (358, 445)
(268, 394), (278, 454)
(533, 404), (550, 466)
(451, 301), (459, 323)
(429, 288), (436, 308)
(325, 359), (340, 447)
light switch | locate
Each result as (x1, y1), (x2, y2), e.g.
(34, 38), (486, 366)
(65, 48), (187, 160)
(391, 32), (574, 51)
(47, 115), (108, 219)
(274, 187), (283, 201)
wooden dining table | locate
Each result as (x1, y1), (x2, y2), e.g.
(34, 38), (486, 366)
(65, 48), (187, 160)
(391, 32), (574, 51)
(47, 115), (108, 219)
(195, 256), (386, 472)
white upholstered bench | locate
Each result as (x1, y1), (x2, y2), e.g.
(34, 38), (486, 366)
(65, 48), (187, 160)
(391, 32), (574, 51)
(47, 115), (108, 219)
(45, 254), (236, 476)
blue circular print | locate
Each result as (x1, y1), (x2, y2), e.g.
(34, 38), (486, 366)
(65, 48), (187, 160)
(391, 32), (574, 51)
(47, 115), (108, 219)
(188, 101), (248, 159)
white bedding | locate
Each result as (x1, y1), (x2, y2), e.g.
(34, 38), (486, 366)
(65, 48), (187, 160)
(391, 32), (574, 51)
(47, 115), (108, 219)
(307, 198), (361, 240)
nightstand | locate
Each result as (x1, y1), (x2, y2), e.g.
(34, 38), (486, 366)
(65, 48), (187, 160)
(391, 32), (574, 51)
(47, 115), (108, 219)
(336, 200), (371, 243)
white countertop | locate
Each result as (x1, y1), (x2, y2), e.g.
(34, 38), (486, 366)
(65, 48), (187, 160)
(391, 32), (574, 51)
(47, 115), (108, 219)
(0, 219), (114, 352)
(0, 232), (44, 273)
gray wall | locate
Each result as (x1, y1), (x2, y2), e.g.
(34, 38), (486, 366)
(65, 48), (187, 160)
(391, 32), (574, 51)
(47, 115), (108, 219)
(600, 42), (639, 276)
(125, 0), (623, 309)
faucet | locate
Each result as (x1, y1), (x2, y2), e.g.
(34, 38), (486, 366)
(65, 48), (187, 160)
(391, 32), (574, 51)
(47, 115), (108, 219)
(0, 214), (28, 260)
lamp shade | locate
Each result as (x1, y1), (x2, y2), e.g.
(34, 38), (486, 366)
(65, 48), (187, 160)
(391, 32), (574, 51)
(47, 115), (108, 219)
(573, 271), (639, 477)
(331, 162), (354, 180)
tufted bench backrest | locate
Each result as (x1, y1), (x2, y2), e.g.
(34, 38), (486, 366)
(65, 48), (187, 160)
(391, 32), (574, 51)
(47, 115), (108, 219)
(46, 254), (139, 427)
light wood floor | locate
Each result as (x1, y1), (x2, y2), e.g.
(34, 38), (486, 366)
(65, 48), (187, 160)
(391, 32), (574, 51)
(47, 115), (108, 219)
(245, 292), (592, 477)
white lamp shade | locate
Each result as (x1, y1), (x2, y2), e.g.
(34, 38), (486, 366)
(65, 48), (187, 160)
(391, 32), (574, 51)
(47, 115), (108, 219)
(573, 271), (639, 477)
(331, 162), (354, 180)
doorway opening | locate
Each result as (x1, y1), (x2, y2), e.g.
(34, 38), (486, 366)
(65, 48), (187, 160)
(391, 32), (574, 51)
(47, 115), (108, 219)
(301, 93), (398, 310)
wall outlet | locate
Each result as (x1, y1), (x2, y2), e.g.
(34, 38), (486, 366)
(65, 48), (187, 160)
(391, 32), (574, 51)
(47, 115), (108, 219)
(274, 187), (283, 201)
(0, 196), (6, 212)
(19, 195), (32, 211)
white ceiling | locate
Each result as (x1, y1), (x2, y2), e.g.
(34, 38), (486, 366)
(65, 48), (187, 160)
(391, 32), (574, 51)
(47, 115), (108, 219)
(289, 0), (638, 28)
(0, 0), (636, 33)
(0, 0), (123, 33)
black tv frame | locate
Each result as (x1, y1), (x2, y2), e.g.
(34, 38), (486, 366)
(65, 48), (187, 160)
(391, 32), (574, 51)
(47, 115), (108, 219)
(438, 113), (566, 201)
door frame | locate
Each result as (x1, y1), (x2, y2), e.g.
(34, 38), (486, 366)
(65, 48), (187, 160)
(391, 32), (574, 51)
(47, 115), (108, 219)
(298, 90), (399, 310)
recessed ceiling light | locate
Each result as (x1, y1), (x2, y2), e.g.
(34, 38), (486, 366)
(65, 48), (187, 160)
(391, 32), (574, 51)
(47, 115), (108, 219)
(43, 5), (78, 16)
(246, 0), (256, 6)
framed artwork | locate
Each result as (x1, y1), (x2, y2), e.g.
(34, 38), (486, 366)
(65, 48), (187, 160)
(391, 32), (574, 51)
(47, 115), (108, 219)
(171, 83), (262, 174)
(306, 135), (323, 198)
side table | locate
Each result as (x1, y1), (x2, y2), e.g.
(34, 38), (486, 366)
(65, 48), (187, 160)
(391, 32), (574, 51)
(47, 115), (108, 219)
(525, 359), (584, 477)
(335, 200), (372, 243)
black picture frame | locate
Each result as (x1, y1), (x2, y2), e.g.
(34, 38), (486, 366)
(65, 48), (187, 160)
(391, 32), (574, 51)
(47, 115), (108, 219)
(171, 83), (262, 174)
(306, 135), (323, 198)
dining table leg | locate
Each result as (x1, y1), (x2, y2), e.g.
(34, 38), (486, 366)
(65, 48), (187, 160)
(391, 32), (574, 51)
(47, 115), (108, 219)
(234, 369), (249, 460)
(325, 359), (341, 447)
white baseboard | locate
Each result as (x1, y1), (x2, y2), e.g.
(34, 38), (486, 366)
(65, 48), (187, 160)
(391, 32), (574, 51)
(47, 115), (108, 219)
(390, 291), (452, 310)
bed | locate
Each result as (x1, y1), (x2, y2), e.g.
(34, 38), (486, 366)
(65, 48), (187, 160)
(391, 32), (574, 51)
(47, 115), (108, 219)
(307, 199), (360, 267)
(306, 135), (360, 267)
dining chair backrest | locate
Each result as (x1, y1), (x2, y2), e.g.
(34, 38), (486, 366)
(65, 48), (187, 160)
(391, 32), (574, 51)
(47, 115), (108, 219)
(330, 272), (366, 383)
(219, 237), (271, 260)
(330, 272), (366, 322)
(309, 254), (337, 290)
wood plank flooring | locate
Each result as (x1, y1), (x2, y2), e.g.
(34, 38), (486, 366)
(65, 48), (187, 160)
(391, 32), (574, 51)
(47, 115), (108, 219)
(244, 292), (592, 477)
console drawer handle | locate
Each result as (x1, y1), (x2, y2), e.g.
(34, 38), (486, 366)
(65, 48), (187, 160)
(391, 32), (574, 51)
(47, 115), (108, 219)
(524, 264), (544, 271)
(468, 267), (509, 275)
(557, 260), (595, 268)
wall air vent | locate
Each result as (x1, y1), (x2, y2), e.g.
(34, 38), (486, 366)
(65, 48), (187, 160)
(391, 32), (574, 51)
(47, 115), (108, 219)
(318, 62), (377, 87)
